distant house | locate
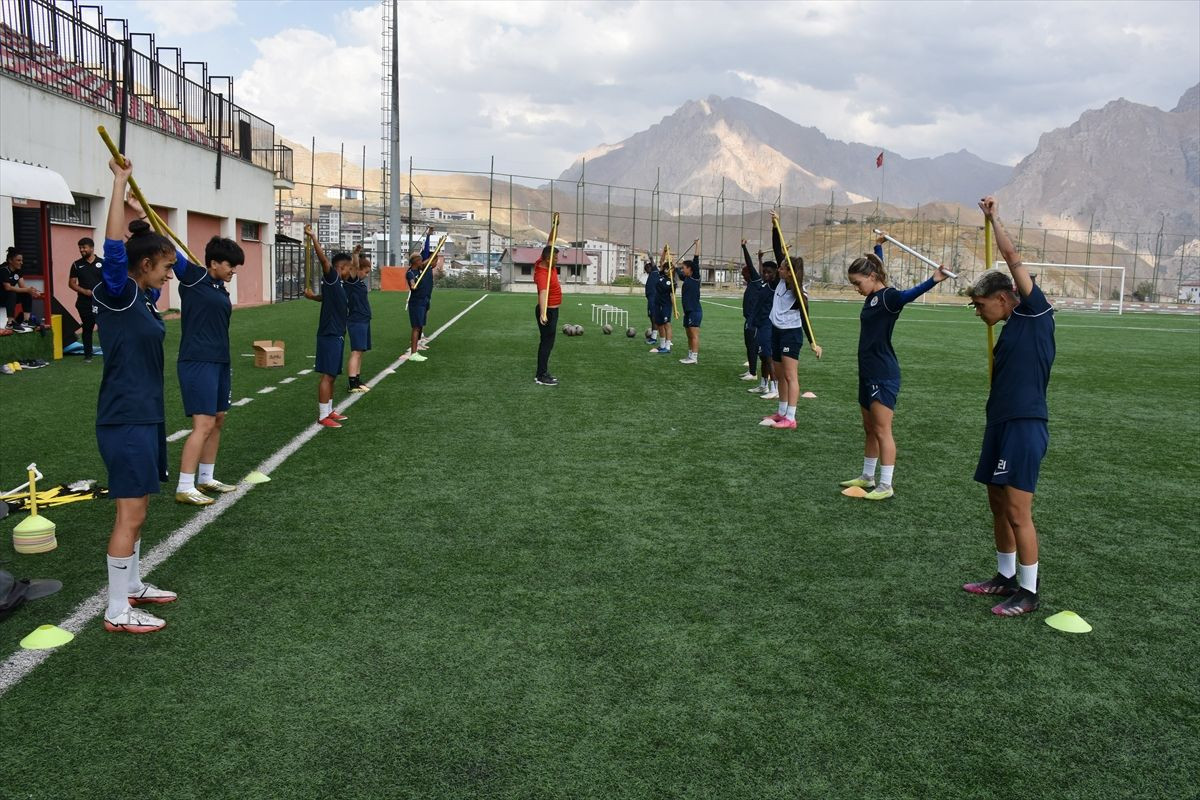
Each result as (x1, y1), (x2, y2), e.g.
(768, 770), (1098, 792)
(502, 246), (595, 286)
(1180, 283), (1200, 304)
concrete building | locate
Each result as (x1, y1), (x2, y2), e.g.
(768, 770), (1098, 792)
(0, 0), (291, 322)
(501, 246), (594, 287)
(569, 239), (631, 284)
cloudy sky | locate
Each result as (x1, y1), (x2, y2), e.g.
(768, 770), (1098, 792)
(100, 0), (1199, 176)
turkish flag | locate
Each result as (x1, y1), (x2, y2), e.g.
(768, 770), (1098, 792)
(876, 152), (884, 168)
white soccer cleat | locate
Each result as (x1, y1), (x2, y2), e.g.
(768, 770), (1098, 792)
(748, 385), (767, 394)
(678, 356), (697, 365)
(103, 606), (166, 634)
(761, 390), (779, 400)
(128, 582), (178, 606)
(739, 372), (757, 381)
(175, 488), (214, 506)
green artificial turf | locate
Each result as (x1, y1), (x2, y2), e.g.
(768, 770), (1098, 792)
(0, 290), (1197, 799)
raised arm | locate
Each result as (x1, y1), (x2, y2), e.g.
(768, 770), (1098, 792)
(304, 225), (331, 273)
(741, 240), (759, 281)
(770, 211), (786, 265)
(100, 158), (135, 294)
(421, 227), (433, 262)
(979, 196), (1032, 297)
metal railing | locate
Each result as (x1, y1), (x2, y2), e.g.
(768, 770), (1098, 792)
(0, 0), (292, 183)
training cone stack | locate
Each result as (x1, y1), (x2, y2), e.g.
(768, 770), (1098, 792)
(20, 624), (74, 650)
(12, 463), (56, 554)
(243, 471), (271, 484)
(1045, 610), (1092, 633)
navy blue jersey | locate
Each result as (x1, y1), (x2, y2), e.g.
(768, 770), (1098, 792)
(655, 272), (674, 311)
(645, 271), (658, 308)
(95, 239), (165, 425)
(987, 282), (1055, 426)
(345, 276), (371, 322)
(857, 278), (936, 380)
(741, 245), (761, 321)
(680, 272), (701, 313)
(317, 266), (348, 336)
(750, 279), (773, 327)
(406, 265), (433, 303)
(174, 255), (231, 363)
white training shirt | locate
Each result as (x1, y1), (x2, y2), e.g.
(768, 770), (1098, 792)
(769, 280), (806, 329)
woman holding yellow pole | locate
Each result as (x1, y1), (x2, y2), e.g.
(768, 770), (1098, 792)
(534, 215), (562, 386)
(94, 157), (177, 633)
(760, 211), (821, 430)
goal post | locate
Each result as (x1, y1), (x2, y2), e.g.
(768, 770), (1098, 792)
(994, 261), (1126, 314)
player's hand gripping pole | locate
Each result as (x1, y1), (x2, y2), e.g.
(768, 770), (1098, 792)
(983, 219), (995, 379)
(536, 212), (560, 325)
(771, 213), (818, 350)
(304, 236), (314, 293)
(97, 126), (201, 266)
(405, 233), (447, 311)
(872, 229), (958, 278)
(662, 244), (681, 322)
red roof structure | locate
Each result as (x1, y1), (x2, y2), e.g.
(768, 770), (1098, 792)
(504, 247), (592, 266)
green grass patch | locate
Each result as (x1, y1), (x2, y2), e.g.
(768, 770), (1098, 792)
(1, 291), (1197, 799)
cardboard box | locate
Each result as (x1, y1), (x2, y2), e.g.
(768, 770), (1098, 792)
(252, 340), (285, 368)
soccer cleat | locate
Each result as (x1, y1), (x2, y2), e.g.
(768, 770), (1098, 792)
(128, 583), (177, 606)
(739, 372), (758, 381)
(759, 414), (783, 427)
(962, 572), (1019, 596)
(838, 475), (877, 489)
(197, 479), (237, 494)
(761, 390), (779, 400)
(678, 356), (697, 364)
(318, 415), (342, 428)
(864, 484), (894, 500)
(83, 357), (94, 364)
(329, 412), (348, 422)
(748, 384), (768, 394)
(349, 384), (367, 393)
(991, 587), (1040, 616)
(103, 606), (166, 634)
(357, 383), (371, 392)
(534, 374), (559, 386)
(408, 352), (428, 362)
(742, 361), (750, 368)
(771, 418), (797, 430)
(417, 343), (430, 351)
(175, 488), (214, 506)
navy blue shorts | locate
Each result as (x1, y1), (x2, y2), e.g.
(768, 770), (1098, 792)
(97, 423), (167, 498)
(315, 334), (344, 377)
(974, 419), (1049, 494)
(859, 377), (901, 410)
(653, 308), (672, 326)
(756, 323), (773, 359)
(771, 326), (804, 360)
(348, 321), (371, 352)
(178, 360), (232, 417)
(683, 310), (702, 328)
(408, 301), (429, 329)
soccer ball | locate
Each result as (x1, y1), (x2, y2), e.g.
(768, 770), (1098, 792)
(562, 324), (571, 335)
(574, 325), (584, 336)
(644, 327), (653, 339)
(626, 327), (637, 337)
(602, 324), (613, 335)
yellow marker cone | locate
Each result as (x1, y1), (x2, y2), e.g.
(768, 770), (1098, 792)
(840, 486), (869, 498)
(1045, 610), (1092, 634)
(20, 624), (74, 650)
(243, 471), (271, 484)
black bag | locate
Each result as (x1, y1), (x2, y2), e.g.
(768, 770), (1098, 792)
(0, 570), (63, 622)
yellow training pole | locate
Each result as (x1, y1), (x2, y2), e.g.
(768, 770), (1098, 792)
(405, 234), (448, 311)
(97, 126), (202, 265)
(304, 237), (313, 293)
(984, 219), (995, 380)
(663, 244), (681, 322)
(771, 214), (818, 347)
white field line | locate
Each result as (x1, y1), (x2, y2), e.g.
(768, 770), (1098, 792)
(256, 386), (276, 394)
(279, 377), (296, 384)
(296, 369), (312, 375)
(166, 429), (190, 442)
(0, 294), (488, 697)
(699, 299), (1197, 333)
(231, 397), (253, 407)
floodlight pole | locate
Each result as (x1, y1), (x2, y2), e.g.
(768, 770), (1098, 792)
(387, 0), (402, 267)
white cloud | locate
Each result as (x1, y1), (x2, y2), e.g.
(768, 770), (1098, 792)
(134, 0), (238, 37)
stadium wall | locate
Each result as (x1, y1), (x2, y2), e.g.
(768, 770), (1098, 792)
(0, 75), (276, 315)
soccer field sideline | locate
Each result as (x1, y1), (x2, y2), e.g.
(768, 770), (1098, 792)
(0, 294), (489, 697)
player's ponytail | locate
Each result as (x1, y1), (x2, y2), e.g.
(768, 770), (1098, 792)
(848, 251), (887, 286)
(125, 219), (173, 276)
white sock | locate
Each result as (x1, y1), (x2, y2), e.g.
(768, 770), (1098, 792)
(106, 554), (133, 618)
(758, 378), (767, 388)
(863, 456), (878, 477)
(997, 551), (1017, 579)
(177, 471), (195, 492)
(198, 462), (214, 484)
(777, 401), (788, 416)
(785, 405), (797, 421)
(689, 351), (697, 360)
(1018, 561), (1038, 593)
(770, 381), (778, 393)
(319, 401), (332, 419)
(879, 465), (894, 487)
(129, 539), (144, 593)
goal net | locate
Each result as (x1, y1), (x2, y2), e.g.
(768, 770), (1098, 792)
(995, 261), (1126, 314)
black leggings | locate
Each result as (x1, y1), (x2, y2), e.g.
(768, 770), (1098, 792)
(743, 326), (758, 374)
(535, 305), (559, 378)
(77, 302), (96, 356)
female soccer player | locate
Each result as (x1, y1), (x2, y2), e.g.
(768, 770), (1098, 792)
(172, 230), (244, 506)
(643, 260), (659, 345)
(739, 240), (760, 381)
(962, 197), (1056, 617)
(345, 245), (372, 391)
(742, 242), (778, 398)
(838, 234), (950, 500)
(678, 241), (701, 364)
(650, 262), (674, 354)
(405, 228), (433, 362)
(760, 211), (821, 430)
(534, 242), (562, 385)
(95, 157), (177, 633)
(303, 225), (351, 428)
(1, 247), (42, 330)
